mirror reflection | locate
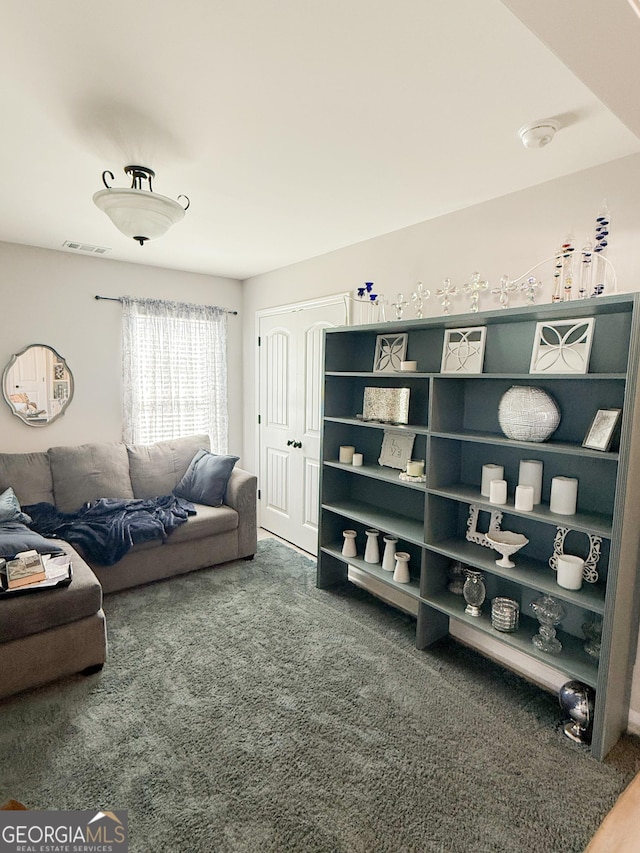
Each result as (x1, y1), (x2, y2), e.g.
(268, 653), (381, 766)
(3, 344), (74, 426)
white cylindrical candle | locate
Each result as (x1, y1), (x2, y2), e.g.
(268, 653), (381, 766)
(406, 459), (425, 477)
(515, 484), (535, 512)
(352, 452), (364, 467)
(518, 459), (543, 505)
(556, 554), (584, 590)
(339, 445), (355, 464)
(550, 476), (578, 515)
(481, 464), (504, 497)
(400, 360), (417, 372)
(489, 479), (507, 505)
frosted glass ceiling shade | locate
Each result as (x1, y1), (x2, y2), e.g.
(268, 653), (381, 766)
(92, 165), (189, 245)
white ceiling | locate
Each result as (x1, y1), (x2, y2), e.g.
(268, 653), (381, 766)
(1, 0), (639, 280)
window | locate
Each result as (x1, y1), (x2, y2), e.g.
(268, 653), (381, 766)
(122, 296), (228, 451)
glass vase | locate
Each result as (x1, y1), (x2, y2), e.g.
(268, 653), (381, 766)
(463, 570), (486, 616)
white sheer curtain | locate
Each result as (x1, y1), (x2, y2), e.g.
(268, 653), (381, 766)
(122, 296), (228, 451)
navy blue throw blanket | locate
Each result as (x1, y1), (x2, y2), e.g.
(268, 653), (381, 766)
(24, 496), (196, 566)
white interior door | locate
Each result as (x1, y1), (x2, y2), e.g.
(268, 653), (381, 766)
(258, 296), (346, 554)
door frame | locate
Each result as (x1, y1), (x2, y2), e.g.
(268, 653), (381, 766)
(255, 293), (348, 534)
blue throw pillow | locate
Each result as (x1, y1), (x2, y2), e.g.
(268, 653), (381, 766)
(0, 521), (63, 557)
(0, 487), (32, 525)
(173, 450), (239, 507)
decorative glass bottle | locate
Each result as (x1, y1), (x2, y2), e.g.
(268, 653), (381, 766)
(531, 594), (566, 654)
(364, 529), (380, 564)
(381, 536), (398, 572)
(463, 570), (486, 616)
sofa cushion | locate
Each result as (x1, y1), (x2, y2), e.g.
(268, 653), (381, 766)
(0, 451), (55, 506)
(173, 450), (239, 507)
(167, 502), (238, 544)
(49, 442), (134, 512)
(0, 487), (31, 524)
(127, 434), (211, 499)
(0, 522), (64, 558)
(0, 544), (102, 644)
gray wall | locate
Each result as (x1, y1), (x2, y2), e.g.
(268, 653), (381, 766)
(0, 242), (243, 457)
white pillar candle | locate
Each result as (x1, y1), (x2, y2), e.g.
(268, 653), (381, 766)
(481, 464), (504, 497)
(339, 445), (355, 464)
(400, 360), (417, 372)
(515, 484), (535, 512)
(352, 452), (364, 467)
(550, 476), (578, 515)
(518, 459), (543, 505)
(556, 554), (584, 590)
(489, 479), (507, 505)
(406, 459), (425, 477)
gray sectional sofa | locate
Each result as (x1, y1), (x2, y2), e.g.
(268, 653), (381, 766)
(0, 433), (257, 699)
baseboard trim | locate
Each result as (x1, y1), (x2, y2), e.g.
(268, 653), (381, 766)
(626, 707), (640, 736)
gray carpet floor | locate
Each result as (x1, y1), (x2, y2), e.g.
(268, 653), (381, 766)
(1, 538), (639, 852)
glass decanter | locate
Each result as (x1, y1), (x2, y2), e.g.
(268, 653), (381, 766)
(531, 594), (566, 655)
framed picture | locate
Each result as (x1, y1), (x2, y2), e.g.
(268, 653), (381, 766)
(465, 504), (503, 547)
(362, 387), (410, 424)
(441, 327), (486, 374)
(378, 430), (416, 470)
(373, 333), (408, 372)
(582, 408), (622, 451)
(529, 318), (595, 374)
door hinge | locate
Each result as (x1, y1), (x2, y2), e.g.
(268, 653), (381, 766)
(257, 489), (261, 500)
(258, 414), (261, 424)
(258, 336), (261, 346)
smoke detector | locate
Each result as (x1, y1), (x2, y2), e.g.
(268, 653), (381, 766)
(518, 119), (559, 149)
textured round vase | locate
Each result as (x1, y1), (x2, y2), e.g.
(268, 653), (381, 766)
(498, 386), (560, 442)
(463, 570), (486, 616)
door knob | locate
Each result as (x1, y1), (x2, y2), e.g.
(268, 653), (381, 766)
(286, 440), (294, 446)
(294, 441), (302, 448)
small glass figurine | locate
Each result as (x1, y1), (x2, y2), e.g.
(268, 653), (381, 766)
(436, 278), (458, 315)
(393, 293), (409, 320)
(531, 594), (566, 655)
(463, 272), (489, 313)
(411, 281), (430, 319)
(491, 274), (516, 309)
(520, 276), (541, 305)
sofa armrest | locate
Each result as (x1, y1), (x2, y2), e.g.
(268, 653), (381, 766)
(225, 467), (257, 558)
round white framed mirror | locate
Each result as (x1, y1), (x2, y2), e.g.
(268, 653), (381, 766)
(2, 344), (74, 427)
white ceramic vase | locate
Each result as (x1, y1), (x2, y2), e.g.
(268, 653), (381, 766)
(381, 536), (398, 572)
(364, 529), (380, 564)
(393, 551), (411, 583)
(341, 530), (357, 558)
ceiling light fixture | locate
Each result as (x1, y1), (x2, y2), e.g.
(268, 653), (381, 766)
(627, 0), (640, 18)
(93, 165), (190, 246)
(518, 119), (559, 149)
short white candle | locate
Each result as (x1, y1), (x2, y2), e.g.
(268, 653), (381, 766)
(400, 360), (417, 372)
(556, 554), (584, 590)
(339, 445), (355, 464)
(518, 459), (543, 505)
(515, 484), (535, 512)
(352, 452), (364, 467)
(481, 464), (504, 497)
(489, 479), (508, 505)
(550, 476), (578, 515)
(406, 459), (425, 477)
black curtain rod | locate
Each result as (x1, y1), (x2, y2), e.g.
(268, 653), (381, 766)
(94, 294), (238, 315)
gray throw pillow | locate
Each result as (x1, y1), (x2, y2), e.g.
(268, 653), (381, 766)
(173, 450), (239, 507)
(0, 487), (32, 525)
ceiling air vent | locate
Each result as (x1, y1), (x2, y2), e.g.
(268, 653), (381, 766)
(63, 241), (111, 255)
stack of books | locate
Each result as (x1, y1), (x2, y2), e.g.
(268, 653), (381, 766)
(0, 550), (71, 593)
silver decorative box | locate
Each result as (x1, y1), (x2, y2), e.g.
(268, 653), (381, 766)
(362, 387), (410, 424)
